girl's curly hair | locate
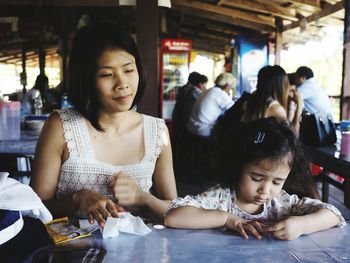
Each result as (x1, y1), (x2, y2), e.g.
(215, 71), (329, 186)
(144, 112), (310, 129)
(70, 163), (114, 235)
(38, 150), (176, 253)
(214, 117), (318, 198)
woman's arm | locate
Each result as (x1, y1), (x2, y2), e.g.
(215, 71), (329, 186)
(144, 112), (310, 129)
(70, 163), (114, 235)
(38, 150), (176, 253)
(289, 89), (304, 134)
(109, 126), (177, 221)
(264, 208), (341, 240)
(31, 112), (118, 226)
(30, 112), (76, 217)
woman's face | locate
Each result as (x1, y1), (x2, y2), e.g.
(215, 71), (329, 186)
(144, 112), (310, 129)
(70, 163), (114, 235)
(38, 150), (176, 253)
(236, 156), (291, 213)
(95, 48), (139, 113)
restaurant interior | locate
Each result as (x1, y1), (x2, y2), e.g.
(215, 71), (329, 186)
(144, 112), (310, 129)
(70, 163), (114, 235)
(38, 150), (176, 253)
(1, 0), (350, 262)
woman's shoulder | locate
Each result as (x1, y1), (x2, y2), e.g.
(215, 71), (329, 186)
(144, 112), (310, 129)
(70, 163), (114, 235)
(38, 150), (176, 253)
(142, 113), (165, 123)
(265, 101), (287, 119)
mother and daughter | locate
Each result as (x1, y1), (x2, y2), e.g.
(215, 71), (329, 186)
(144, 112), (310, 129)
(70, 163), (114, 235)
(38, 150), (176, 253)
(30, 21), (344, 240)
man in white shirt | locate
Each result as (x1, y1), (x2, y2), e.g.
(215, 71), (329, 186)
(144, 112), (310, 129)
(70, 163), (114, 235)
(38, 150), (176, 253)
(187, 73), (235, 137)
(295, 66), (333, 117)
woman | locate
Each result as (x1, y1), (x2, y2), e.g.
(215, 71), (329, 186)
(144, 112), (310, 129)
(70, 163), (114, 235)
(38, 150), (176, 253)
(241, 65), (303, 133)
(30, 22), (177, 227)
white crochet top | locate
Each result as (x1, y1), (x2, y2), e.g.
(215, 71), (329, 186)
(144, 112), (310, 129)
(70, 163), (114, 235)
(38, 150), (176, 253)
(56, 108), (165, 200)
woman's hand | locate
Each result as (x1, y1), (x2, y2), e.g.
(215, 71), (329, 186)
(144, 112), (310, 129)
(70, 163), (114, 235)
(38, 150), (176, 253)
(73, 189), (119, 227)
(263, 216), (303, 240)
(224, 214), (264, 239)
(109, 172), (144, 208)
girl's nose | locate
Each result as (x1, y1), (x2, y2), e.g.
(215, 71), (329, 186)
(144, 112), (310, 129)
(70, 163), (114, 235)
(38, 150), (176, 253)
(258, 183), (270, 194)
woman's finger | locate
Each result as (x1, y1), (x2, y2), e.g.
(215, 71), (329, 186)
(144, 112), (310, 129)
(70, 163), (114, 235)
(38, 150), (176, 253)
(94, 210), (106, 228)
(106, 201), (119, 217)
(88, 213), (95, 225)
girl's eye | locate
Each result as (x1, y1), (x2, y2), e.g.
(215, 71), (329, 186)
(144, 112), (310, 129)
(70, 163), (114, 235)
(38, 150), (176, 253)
(125, 69), (135, 73)
(251, 176), (263, 182)
(273, 180), (283, 185)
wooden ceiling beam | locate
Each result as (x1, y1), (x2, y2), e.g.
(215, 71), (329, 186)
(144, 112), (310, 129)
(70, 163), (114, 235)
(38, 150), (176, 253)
(180, 23), (235, 40)
(0, 0), (118, 7)
(172, 4), (275, 33)
(221, 0), (298, 21)
(283, 0), (344, 31)
(172, 0), (275, 27)
(287, 0), (320, 8)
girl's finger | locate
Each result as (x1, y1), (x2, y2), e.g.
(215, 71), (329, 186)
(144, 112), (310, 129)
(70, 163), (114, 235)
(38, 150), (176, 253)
(237, 224), (248, 239)
(244, 224), (261, 239)
(250, 221), (264, 234)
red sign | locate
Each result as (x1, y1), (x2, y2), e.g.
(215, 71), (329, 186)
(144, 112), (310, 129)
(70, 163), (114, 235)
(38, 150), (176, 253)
(161, 39), (192, 51)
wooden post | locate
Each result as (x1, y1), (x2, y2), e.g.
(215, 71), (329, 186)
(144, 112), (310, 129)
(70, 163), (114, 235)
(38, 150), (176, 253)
(274, 17), (283, 66)
(342, 0), (350, 120)
(135, 0), (159, 117)
(39, 44), (46, 75)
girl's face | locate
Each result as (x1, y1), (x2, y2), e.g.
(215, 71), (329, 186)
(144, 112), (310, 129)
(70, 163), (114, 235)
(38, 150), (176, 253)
(236, 156), (291, 214)
(95, 48), (139, 113)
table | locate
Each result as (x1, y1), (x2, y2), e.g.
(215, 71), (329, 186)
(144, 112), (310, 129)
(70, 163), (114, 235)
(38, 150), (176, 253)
(312, 145), (350, 208)
(31, 224), (350, 262)
(0, 130), (39, 178)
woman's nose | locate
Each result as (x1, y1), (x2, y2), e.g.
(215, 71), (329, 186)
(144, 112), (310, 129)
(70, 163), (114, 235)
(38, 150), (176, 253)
(114, 73), (128, 90)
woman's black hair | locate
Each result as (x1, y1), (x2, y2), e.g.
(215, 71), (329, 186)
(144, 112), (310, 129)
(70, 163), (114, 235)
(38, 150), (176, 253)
(243, 65), (289, 122)
(217, 117), (317, 198)
(66, 21), (146, 131)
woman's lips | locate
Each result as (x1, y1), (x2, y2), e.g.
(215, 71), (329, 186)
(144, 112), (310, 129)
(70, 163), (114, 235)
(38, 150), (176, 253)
(114, 95), (131, 103)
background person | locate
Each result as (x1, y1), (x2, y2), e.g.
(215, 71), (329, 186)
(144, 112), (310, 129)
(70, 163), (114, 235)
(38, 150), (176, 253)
(295, 66), (333, 117)
(30, 22), (177, 227)
(187, 72), (235, 138)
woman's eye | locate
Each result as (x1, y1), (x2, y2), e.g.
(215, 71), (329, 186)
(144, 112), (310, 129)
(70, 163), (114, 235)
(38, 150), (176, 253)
(125, 69), (135, 73)
(98, 73), (112, 78)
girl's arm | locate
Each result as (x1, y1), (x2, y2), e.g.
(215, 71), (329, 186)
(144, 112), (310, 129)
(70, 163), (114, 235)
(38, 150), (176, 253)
(165, 206), (228, 229)
(31, 112), (118, 227)
(165, 206), (263, 239)
(110, 126), (177, 221)
(264, 208), (341, 240)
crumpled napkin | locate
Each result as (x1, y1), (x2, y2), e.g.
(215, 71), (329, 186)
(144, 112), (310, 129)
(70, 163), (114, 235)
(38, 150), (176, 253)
(101, 212), (151, 239)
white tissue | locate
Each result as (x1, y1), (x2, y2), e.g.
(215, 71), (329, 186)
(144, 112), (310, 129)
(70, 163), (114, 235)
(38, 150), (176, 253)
(101, 212), (151, 239)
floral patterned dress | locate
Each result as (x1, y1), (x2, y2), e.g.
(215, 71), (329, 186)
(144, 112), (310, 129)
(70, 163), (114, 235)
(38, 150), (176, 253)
(166, 186), (346, 226)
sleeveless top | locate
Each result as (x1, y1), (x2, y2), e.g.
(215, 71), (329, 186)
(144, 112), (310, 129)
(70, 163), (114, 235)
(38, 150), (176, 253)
(56, 109), (165, 200)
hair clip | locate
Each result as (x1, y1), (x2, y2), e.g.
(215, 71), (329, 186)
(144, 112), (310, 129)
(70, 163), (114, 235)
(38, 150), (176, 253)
(254, 132), (265, 144)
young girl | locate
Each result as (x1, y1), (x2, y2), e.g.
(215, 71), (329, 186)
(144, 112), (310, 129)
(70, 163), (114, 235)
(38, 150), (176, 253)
(30, 22), (177, 227)
(165, 118), (345, 240)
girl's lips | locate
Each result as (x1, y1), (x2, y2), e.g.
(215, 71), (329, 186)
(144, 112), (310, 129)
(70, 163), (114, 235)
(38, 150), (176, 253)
(254, 197), (266, 203)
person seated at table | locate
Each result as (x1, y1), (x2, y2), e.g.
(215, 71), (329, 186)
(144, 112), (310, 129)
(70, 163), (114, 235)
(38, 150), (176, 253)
(213, 65), (318, 199)
(219, 65), (303, 135)
(165, 118), (345, 240)
(295, 66), (333, 118)
(30, 22), (177, 227)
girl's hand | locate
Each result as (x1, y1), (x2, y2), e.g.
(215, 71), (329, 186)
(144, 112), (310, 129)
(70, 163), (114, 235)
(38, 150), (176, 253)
(73, 189), (119, 228)
(109, 172), (144, 207)
(225, 214), (264, 239)
(263, 216), (303, 240)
